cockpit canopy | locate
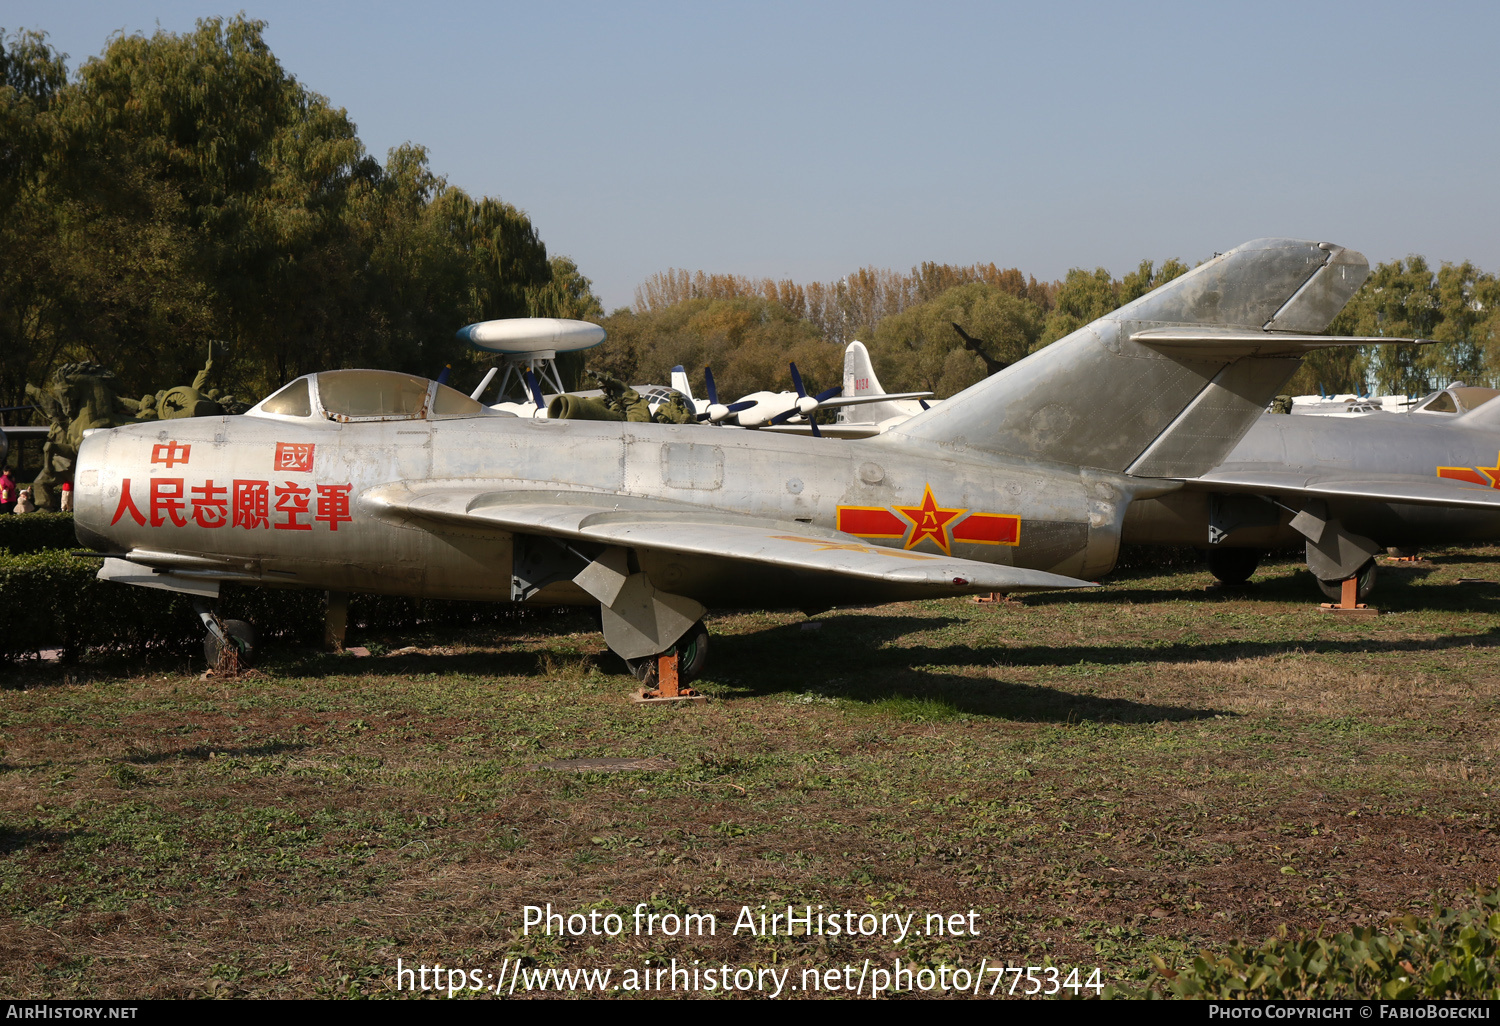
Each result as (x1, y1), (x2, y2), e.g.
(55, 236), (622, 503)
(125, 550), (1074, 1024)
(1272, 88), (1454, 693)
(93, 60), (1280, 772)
(1410, 385), (1500, 415)
(250, 370), (500, 422)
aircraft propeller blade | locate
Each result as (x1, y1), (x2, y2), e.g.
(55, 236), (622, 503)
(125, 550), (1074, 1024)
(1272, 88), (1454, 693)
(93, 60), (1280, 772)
(699, 400), (754, 423)
(770, 363), (841, 431)
(696, 366), (755, 422)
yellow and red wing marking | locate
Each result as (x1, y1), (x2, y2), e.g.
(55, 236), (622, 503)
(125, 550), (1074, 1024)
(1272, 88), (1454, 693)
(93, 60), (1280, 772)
(1438, 467), (1489, 486)
(1438, 452), (1500, 488)
(838, 484), (1021, 552)
(951, 512), (1021, 546)
(836, 505), (907, 538)
(895, 484), (963, 554)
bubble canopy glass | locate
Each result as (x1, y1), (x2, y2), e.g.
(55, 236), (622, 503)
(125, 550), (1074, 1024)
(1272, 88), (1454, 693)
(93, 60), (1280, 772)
(251, 370), (490, 421)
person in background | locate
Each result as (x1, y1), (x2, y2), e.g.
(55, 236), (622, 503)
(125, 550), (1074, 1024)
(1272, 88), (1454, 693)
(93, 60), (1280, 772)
(0, 467), (14, 514)
(13, 486), (35, 514)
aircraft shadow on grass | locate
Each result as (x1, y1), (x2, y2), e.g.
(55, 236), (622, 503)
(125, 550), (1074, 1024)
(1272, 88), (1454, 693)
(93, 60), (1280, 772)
(0, 824), (80, 855)
(1026, 568), (1494, 611)
(701, 612), (1500, 721)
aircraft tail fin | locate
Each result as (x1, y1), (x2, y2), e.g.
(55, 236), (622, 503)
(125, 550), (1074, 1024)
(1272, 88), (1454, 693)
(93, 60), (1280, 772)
(882, 238), (1402, 479)
(670, 365), (696, 405)
(839, 341), (926, 426)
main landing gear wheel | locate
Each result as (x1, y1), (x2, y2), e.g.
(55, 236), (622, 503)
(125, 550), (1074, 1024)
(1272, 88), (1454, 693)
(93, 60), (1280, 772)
(204, 619), (259, 669)
(626, 621), (709, 688)
(1206, 547), (1261, 585)
(1316, 559), (1377, 604)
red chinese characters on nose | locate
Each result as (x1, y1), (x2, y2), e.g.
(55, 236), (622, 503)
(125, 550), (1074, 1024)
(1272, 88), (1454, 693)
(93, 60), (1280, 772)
(150, 441), (191, 467)
(111, 476), (354, 532)
(191, 481), (228, 528)
(233, 480), (270, 530)
(274, 442), (315, 473)
(274, 481), (313, 530)
(149, 478), (187, 527)
(315, 484), (353, 530)
(117, 435), (343, 533)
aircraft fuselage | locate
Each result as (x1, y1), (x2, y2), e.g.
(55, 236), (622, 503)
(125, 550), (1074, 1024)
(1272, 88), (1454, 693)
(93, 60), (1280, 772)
(75, 414), (1129, 609)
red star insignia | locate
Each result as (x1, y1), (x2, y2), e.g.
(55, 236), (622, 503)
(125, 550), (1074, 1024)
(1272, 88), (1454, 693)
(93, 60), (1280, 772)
(1478, 452), (1500, 488)
(895, 484), (964, 555)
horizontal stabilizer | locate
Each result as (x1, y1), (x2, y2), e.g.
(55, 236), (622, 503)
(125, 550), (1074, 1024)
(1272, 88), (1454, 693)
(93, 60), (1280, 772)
(1131, 327), (1431, 358)
(1186, 469), (1500, 511)
(818, 391), (933, 409)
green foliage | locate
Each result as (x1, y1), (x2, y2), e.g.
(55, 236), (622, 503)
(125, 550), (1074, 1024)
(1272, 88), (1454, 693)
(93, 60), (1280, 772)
(870, 282), (1044, 396)
(1145, 885), (1500, 999)
(0, 511), (76, 553)
(0, 18), (600, 413)
(1315, 257), (1500, 396)
(0, 549), (199, 662)
(0, 548), (527, 664)
(1037, 258), (1187, 349)
(596, 296), (836, 404)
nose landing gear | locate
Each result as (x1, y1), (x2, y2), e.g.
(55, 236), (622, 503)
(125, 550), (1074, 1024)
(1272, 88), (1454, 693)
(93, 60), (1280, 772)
(194, 600), (258, 673)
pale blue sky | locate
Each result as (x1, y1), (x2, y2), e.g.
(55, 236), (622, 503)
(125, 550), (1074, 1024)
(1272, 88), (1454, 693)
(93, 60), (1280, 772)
(8, 1), (1498, 310)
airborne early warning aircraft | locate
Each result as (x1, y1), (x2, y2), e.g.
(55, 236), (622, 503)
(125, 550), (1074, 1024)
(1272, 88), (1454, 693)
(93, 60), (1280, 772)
(74, 238), (1417, 689)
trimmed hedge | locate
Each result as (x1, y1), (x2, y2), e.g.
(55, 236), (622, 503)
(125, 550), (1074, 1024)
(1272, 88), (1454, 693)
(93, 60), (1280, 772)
(0, 549), (535, 664)
(0, 511), (77, 554)
(1143, 885), (1500, 999)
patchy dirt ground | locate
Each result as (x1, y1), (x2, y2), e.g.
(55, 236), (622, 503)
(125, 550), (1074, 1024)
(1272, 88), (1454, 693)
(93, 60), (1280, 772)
(3, 549), (1499, 998)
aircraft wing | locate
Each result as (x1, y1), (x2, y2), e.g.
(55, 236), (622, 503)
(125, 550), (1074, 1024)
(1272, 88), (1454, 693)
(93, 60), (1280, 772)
(366, 486), (1091, 593)
(758, 423), (883, 439)
(1183, 469), (1500, 510)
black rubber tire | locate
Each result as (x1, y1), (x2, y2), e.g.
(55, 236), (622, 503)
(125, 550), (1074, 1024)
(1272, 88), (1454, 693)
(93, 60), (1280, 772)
(1206, 547), (1261, 585)
(626, 654), (657, 687)
(204, 619), (258, 668)
(675, 621), (709, 684)
(625, 621), (709, 688)
(1316, 559), (1377, 603)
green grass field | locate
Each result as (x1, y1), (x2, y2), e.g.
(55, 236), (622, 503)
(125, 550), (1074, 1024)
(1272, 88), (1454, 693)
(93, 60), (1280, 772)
(3, 549), (1499, 998)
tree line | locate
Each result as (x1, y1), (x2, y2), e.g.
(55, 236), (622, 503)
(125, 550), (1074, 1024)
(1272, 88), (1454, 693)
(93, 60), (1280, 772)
(4, 17), (1495, 419)
(608, 254), (1500, 404)
(0, 17), (601, 417)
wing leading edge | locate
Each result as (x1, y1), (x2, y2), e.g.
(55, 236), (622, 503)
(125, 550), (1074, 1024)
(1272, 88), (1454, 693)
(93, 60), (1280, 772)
(1185, 470), (1500, 510)
(364, 485), (1093, 594)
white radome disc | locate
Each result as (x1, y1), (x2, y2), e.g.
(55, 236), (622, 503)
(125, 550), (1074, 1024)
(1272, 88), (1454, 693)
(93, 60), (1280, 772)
(456, 317), (606, 354)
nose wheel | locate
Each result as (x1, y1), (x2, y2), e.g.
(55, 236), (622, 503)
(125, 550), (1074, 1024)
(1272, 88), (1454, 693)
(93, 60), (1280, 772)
(195, 601), (259, 673)
(1206, 547), (1261, 585)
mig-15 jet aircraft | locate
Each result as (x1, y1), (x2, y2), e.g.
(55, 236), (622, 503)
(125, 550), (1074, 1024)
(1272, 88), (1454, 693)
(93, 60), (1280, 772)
(1124, 390), (1500, 601)
(74, 238), (1418, 688)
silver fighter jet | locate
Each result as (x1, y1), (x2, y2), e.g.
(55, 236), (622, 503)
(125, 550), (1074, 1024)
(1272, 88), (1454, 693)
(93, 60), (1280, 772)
(1125, 394), (1500, 600)
(74, 238), (1414, 682)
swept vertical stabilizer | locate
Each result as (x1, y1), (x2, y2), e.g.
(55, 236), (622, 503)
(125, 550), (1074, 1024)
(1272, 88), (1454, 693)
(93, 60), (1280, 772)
(881, 239), (1375, 478)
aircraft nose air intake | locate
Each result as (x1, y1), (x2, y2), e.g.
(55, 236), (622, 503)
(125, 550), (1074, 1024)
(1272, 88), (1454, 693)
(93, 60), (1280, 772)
(72, 429), (114, 552)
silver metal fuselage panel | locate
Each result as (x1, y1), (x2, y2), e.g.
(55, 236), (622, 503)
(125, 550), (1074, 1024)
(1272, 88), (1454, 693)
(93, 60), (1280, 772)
(74, 413), (1117, 608)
